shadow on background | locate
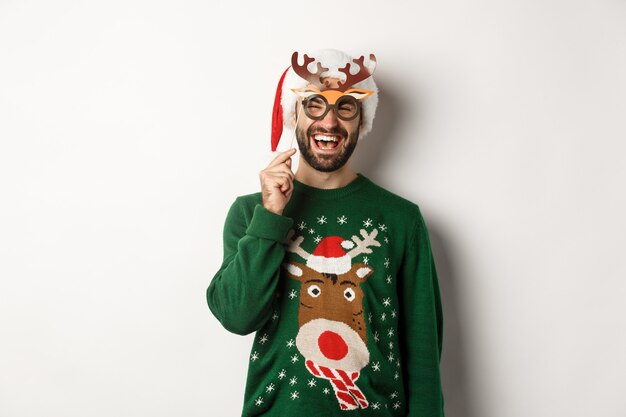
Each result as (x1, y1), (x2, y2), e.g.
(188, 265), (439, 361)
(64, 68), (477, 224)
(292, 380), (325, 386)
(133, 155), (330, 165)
(430, 224), (476, 417)
(355, 80), (477, 417)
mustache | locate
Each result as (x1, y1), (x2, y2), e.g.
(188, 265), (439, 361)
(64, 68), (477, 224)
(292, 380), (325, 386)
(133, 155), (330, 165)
(307, 125), (348, 138)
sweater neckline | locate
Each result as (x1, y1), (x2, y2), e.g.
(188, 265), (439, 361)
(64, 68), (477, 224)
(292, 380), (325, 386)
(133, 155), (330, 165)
(292, 173), (370, 200)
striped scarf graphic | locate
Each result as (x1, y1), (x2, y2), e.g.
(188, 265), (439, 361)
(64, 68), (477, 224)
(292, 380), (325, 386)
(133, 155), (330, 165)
(305, 359), (369, 410)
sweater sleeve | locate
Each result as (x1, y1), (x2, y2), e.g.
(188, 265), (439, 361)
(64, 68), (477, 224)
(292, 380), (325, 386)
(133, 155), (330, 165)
(398, 207), (445, 416)
(206, 198), (294, 335)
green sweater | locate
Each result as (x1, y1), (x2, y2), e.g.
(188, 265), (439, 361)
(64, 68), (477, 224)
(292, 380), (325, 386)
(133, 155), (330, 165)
(207, 174), (444, 416)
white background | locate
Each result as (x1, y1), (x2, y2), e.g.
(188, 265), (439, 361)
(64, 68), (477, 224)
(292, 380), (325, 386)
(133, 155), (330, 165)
(1, 1), (625, 416)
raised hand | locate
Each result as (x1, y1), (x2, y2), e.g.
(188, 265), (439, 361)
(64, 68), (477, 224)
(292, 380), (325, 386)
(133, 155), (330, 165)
(259, 148), (296, 215)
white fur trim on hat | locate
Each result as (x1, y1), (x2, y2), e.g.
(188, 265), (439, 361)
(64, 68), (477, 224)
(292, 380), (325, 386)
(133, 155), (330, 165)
(306, 253), (352, 275)
(279, 49), (378, 147)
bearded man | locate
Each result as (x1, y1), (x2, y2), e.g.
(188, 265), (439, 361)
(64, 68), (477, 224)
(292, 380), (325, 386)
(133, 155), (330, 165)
(207, 49), (445, 416)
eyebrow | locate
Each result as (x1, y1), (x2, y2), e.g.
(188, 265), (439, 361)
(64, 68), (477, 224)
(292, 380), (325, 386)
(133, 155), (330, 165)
(305, 279), (325, 284)
(340, 280), (356, 287)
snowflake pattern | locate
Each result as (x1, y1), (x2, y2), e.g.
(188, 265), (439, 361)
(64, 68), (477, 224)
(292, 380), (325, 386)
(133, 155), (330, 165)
(259, 333), (268, 344)
(391, 309), (397, 318)
(288, 289), (298, 299)
(381, 312), (387, 322)
(384, 236), (389, 244)
(394, 371), (400, 380)
(382, 297), (391, 307)
(278, 369), (287, 380)
(323, 388), (330, 395)
(390, 391), (398, 399)
(289, 376), (298, 386)
(393, 401), (401, 410)
(372, 361), (381, 372)
(387, 328), (395, 338)
(384, 258), (390, 268)
(373, 331), (380, 342)
(271, 311), (279, 320)
(286, 339), (295, 348)
(314, 235), (322, 244)
(255, 396), (264, 406)
(297, 221), (307, 231)
(363, 218), (373, 228)
(372, 402), (381, 409)
(250, 351), (259, 362)
(308, 228), (315, 235)
(317, 215), (327, 224)
(290, 391), (299, 400)
(337, 215), (347, 225)
(386, 275), (393, 284)
(378, 223), (387, 231)
(290, 354), (299, 364)
(307, 378), (317, 388)
(363, 256), (369, 265)
(266, 383), (275, 393)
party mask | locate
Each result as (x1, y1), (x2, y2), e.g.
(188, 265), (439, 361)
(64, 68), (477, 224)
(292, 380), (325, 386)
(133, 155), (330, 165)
(290, 52), (377, 121)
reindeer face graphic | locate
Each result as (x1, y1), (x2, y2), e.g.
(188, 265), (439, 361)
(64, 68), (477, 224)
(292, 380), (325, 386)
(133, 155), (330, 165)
(282, 229), (380, 410)
(283, 261), (373, 372)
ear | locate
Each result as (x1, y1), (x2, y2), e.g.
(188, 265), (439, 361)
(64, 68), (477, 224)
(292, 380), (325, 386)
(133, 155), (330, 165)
(343, 88), (374, 100)
(350, 263), (374, 282)
(291, 87), (320, 99)
(282, 261), (308, 282)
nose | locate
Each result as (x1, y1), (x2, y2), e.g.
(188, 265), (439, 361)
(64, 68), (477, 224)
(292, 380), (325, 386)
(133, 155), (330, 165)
(318, 330), (348, 360)
(318, 107), (339, 129)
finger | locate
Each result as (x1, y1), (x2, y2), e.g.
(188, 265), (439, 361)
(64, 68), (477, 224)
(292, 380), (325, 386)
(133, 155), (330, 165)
(265, 172), (292, 193)
(263, 172), (292, 191)
(265, 164), (295, 179)
(280, 177), (294, 193)
(284, 186), (294, 200)
(268, 148), (297, 168)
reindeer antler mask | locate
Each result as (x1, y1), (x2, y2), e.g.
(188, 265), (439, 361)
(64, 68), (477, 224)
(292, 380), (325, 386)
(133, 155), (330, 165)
(270, 49), (379, 151)
(291, 52), (377, 92)
(290, 51), (377, 104)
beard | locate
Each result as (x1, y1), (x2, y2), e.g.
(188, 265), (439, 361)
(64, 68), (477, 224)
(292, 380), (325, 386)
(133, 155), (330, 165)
(295, 123), (360, 173)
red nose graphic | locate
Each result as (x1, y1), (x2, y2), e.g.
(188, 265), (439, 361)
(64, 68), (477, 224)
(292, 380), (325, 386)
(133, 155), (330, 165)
(318, 330), (349, 360)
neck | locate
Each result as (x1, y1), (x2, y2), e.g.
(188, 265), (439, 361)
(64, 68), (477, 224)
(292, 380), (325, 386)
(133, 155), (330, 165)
(294, 157), (358, 189)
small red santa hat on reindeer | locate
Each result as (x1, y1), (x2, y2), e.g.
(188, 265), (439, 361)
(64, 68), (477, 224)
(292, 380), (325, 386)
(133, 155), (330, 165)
(271, 49), (379, 151)
(306, 236), (356, 275)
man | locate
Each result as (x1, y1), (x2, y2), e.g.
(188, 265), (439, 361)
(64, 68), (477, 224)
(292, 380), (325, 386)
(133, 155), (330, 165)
(207, 49), (444, 416)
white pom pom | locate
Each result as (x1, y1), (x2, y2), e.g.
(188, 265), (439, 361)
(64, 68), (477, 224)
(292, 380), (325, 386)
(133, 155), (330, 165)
(341, 240), (355, 250)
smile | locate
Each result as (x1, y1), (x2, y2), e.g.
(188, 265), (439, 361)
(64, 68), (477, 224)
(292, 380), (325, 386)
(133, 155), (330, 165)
(312, 134), (343, 151)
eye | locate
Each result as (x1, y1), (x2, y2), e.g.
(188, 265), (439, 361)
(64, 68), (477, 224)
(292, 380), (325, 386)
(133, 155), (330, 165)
(336, 96), (358, 118)
(343, 288), (355, 302)
(307, 284), (322, 298)
(306, 97), (325, 108)
(338, 102), (356, 111)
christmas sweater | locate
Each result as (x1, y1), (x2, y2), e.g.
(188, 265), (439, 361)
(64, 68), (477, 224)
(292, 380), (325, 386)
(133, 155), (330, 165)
(207, 174), (444, 416)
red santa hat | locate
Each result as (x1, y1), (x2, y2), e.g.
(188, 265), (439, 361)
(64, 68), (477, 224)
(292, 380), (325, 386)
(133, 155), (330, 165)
(306, 236), (356, 275)
(270, 49), (379, 152)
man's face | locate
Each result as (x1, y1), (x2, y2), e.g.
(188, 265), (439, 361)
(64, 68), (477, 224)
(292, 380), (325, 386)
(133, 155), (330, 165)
(295, 78), (361, 173)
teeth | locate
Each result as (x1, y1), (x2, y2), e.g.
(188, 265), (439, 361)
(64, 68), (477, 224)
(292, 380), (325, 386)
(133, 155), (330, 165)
(313, 135), (338, 142)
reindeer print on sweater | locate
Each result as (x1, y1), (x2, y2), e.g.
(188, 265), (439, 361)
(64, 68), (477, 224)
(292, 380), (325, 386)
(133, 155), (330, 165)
(282, 227), (382, 411)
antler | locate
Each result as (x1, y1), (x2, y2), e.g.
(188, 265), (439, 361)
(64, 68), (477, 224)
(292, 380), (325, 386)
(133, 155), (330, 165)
(347, 228), (381, 259)
(291, 52), (329, 89)
(337, 54), (377, 92)
(284, 229), (311, 260)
